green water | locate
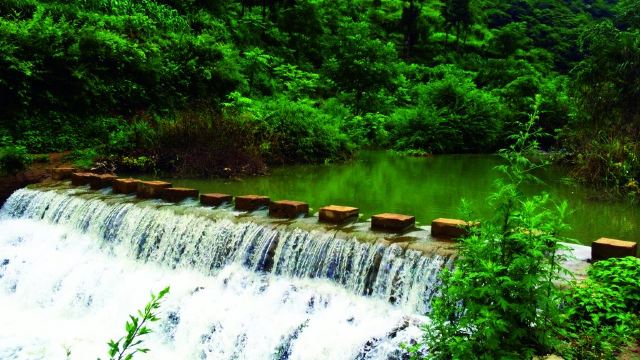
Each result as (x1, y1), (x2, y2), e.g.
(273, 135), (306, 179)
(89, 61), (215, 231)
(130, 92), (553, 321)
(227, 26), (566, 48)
(171, 151), (639, 245)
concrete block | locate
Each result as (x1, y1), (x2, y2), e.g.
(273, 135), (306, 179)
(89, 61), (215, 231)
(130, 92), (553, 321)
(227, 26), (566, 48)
(89, 174), (116, 190)
(136, 180), (172, 199)
(51, 167), (76, 180)
(319, 205), (359, 224)
(371, 213), (415, 232)
(235, 195), (270, 211)
(431, 218), (475, 239)
(200, 193), (233, 207)
(71, 172), (95, 186)
(269, 200), (309, 219)
(592, 238), (638, 261)
(162, 187), (199, 202)
(112, 178), (139, 194)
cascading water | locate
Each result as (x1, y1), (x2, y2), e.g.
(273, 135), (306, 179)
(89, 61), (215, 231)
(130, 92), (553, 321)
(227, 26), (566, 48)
(0, 186), (453, 359)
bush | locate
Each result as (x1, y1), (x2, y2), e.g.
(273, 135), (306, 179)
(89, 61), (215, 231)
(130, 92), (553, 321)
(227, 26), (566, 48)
(560, 257), (640, 359)
(66, 148), (99, 170)
(389, 65), (506, 154)
(0, 145), (33, 174)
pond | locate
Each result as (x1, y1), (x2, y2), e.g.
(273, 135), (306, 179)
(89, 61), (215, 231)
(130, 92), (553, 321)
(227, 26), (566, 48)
(172, 151), (639, 246)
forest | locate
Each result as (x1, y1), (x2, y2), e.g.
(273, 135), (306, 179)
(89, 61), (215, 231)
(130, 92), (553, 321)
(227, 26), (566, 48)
(0, 0), (638, 191)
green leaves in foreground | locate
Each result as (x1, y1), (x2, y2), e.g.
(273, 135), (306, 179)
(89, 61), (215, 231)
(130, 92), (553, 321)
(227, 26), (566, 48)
(103, 286), (170, 360)
(409, 102), (572, 359)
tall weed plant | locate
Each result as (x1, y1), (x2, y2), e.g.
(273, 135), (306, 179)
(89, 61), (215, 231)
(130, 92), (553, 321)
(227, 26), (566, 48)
(410, 99), (571, 358)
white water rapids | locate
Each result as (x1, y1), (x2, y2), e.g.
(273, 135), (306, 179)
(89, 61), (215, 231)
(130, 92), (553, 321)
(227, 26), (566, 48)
(0, 187), (451, 359)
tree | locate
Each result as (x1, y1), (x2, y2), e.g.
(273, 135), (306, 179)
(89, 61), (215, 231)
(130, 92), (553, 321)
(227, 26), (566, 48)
(442, 0), (474, 47)
(572, 14), (640, 131)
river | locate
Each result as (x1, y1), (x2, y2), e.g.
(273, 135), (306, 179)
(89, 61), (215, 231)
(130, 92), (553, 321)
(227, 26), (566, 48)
(172, 151), (639, 245)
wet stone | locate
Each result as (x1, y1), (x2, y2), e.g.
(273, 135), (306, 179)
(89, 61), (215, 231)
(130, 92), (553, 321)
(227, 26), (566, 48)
(112, 178), (139, 194)
(319, 205), (359, 224)
(371, 213), (415, 233)
(235, 195), (271, 211)
(136, 180), (172, 199)
(269, 200), (309, 219)
(591, 238), (638, 261)
(200, 193), (233, 207)
(163, 187), (199, 203)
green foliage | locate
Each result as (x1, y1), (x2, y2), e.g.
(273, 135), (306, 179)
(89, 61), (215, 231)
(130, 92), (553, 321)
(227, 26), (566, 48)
(103, 286), (170, 360)
(66, 148), (99, 170)
(0, 145), (33, 174)
(565, 2), (640, 192)
(0, 0), (623, 181)
(559, 257), (640, 359)
(389, 65), (506, 153)
(409, 107), (571, 358)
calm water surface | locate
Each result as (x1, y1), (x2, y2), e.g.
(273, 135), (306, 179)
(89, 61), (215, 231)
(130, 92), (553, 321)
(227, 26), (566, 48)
(172, 151), (639, 245)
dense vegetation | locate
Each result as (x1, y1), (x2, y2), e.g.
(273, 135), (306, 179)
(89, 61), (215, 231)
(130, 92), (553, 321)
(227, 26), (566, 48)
(1, 0), (637, 186)
(408, 117), (640, 359)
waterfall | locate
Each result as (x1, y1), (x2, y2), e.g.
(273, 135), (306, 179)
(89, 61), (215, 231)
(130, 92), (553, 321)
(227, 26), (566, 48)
(0, 186), (452, 359)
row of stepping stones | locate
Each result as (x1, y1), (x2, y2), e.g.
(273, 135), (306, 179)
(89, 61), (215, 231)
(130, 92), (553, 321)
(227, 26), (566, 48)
(51, 167), (639, 260)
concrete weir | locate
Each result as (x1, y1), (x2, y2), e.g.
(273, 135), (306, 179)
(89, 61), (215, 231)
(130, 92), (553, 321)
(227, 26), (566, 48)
(56, 172), (618, 272)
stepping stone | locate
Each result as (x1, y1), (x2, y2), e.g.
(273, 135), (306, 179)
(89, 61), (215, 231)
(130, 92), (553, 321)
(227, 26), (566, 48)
(235, 195), (271, 211)
(163, 187), (199, 203)
(269, 200), (309, 219)
(51, 167), (75, 180)
(136, 181), (172, 199)
(71, 172), (95, 186)
(431, 218), (475, 239)
(319, 205), (359, 224)
(371, 213), (415, 232)
(201, 193), (233, 207)
(112, 178), (139, 194)
(592, 238), (638, 261)
(89, 174), (117, 190)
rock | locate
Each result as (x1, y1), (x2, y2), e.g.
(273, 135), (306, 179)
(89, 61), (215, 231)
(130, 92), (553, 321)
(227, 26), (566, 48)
(89, 174), (116, 190)
(200, 193), (233, 207)
(591, 238), (638, 261)
(269, 200), (309, 219)
(319, 205), (359, 224)
(163, 187), (199, 203)
(51, 167), (76, 180)
(235, 195), (270, 211)
(136, 180), (172, 199)
(112, 178), (139, 194)
(71, 172), (95, 186)
(371, 213), (415, 233)
(431, 218), (476, 239)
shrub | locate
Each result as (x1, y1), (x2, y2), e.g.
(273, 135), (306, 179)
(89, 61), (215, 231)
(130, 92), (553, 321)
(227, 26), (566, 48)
(0, 145), (33, 174)
(252, 96), (354, 164)
(66, 148), (99, 170)
(560, 257), (640, 359)
(389, 65), (506, 153)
